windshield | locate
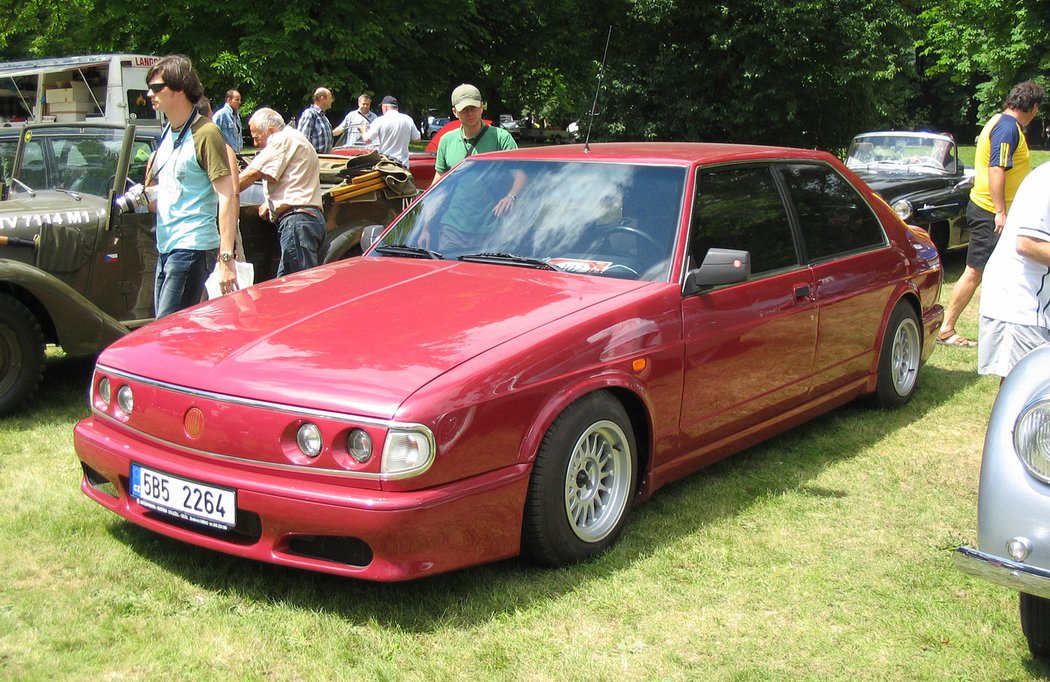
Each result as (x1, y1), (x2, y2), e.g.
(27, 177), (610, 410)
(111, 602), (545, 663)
(845, 135), (959, 174)
(375, 158), (686, 282)
(14, 126), (128, 196)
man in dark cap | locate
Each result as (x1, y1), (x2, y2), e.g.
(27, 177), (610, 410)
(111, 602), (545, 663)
(360, 95), (420, 166)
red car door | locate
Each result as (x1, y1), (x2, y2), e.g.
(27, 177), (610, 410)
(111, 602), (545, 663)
(776, 162), (899, 395)
(676, 163), (817, 466)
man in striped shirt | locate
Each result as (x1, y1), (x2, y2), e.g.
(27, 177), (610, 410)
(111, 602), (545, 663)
(937, 80), (1044, 348)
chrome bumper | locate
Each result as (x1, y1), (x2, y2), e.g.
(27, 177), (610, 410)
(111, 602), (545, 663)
(955, 546), (1050, 600)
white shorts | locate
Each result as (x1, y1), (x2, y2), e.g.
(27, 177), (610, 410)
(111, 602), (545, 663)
(977, 316), (1050, 378)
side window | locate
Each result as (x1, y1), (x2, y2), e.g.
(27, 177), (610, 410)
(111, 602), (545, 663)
(18, 139), (48, 189)
(777, 162), (886, 262)
(691, 164), (799, 276)
(128, 140), (153, 184)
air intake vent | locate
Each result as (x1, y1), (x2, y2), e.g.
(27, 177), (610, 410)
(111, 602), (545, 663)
(288, 535), (374, 567)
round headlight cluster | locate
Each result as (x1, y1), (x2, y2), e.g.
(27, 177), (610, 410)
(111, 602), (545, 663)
(116, 385), (134, 414)
(293, 423), (376, 464)
(98, 377), (112, 404)
(296, 423), (323, 458)
(1015, 399), (1050, 481)
(347, 428), (373, 463)
(891, 199), (914, 221)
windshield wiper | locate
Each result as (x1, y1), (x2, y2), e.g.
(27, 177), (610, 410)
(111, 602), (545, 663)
(374, 243), (443, 260)
(458, 252), (558, 270)
(10, 177), (35, 197)
(52, 188), (82, 200)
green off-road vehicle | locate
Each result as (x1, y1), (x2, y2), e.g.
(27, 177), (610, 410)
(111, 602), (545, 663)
(0, 123), (412, 415)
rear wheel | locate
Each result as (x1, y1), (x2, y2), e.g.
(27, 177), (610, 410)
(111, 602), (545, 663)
(0, 294), (46, 415)
(874, 301), (921, 408)
(1021, 593), (1050, 660)
(521, 392), (637, 567)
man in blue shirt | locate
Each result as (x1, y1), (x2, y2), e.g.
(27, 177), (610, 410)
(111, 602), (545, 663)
(297, 87), (334, 154)
(146, 55), (238, 316)
(212, 89), (243, 153)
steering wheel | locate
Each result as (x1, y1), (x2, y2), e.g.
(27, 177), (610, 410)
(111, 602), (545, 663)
(598, 223), (662, 253)
(601, 263), (641, 280)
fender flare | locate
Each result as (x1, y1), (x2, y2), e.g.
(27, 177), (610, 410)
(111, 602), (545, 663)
(0, 258), (129, 356)
(516, 369), (655, 470)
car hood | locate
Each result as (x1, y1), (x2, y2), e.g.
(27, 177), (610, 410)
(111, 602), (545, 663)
(101, 257), (652, 419)
(851, 171), (955, 201)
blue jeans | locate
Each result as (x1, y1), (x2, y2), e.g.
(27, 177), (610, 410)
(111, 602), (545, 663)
(277, 208), (326, 276)
(155, 249), (214, 317)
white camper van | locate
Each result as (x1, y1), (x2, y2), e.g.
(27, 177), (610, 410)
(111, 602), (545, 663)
(0, 54), (162, 127)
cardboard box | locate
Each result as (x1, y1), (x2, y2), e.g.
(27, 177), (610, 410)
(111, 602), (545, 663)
(69, 81), (93, 101)
(47, 101), (96, 114)
(53, 113), (87, 122)
(46, 88), (73, 103)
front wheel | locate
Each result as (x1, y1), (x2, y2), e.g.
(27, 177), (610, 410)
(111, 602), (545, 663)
(0, 294), (46, 416)
(1021, 593), (1050, 660)
(874, 301), (921, 408)
(521, 392), (637, 567)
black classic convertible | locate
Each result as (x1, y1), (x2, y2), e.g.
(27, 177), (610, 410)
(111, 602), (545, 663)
(846, 131), (973, 254)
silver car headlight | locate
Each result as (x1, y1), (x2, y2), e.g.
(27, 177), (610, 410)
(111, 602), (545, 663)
(892, 199), (914, 221)
(1015, 399), (1050, 482)
(381, 426), (436, 477)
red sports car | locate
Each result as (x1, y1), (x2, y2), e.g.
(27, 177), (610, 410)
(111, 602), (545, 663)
(74, 143), (944, 581)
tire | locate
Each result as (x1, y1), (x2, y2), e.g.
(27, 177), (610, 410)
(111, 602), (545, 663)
(0, 294), (46, 416)
(929, 223), (950, 255)
(521, 391), (637, 567)
(874, 301), (921, 408)
(1021, 593), (1050, 660)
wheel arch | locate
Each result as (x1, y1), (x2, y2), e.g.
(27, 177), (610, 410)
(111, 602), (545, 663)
(868, 287), (924, 392)
(0, 280), (57, 345)
(519, 375), (654, 497)
(0, 259), (128, 356)
(873, 287), (923, 367)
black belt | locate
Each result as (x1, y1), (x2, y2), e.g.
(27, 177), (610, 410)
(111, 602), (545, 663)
(277, 206), (323, 222)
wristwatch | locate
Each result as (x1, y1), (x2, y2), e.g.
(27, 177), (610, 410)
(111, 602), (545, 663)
(219, 252), (234, 263)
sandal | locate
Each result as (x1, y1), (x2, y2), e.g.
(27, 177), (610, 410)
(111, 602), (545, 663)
(937, 330), (977, 348)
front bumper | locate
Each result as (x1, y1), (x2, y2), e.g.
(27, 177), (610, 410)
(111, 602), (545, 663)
(954, 546), (1050, 600)
(74, 416), (531, 582)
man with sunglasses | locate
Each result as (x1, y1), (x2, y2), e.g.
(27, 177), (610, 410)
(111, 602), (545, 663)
(145, 55), (238, 316)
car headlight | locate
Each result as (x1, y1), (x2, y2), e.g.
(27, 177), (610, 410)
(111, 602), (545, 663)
(891, 199), (914, 221)
(381, 427), (435, 477)
(1015, 399), (1050, 481)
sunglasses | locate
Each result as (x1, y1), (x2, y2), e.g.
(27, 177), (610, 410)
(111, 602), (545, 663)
(147, 82), (168, 94)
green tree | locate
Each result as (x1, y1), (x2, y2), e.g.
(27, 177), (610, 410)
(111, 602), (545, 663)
(921, 0), (1050, 122)
(592, 0), (921, 149)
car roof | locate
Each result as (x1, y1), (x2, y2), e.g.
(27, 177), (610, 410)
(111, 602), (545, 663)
(852, 131), (955, 143)
(472, 141), (836, 166)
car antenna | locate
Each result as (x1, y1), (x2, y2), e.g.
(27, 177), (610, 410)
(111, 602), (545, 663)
(584, 26), (613, 153)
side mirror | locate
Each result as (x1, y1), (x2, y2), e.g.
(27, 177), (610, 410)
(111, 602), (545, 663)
(360, 224), (386, 252)
(683, 248), (751, 296)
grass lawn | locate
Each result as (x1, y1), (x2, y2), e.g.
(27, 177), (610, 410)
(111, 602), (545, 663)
(0, 252), (1046, 679)
(957, 145), (1050, 168)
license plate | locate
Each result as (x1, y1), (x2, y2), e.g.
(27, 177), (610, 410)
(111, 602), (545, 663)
(130, 464), (236, 529)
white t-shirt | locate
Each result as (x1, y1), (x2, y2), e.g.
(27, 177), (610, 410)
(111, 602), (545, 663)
(365, 109), (421, 166)
(979, 162), (1050, 328)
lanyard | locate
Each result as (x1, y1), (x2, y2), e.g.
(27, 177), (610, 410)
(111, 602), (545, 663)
(462, 123), (490, 157)
(150, 111), (198, 182)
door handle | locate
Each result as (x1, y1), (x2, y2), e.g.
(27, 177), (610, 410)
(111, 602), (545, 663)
(794, 284), (811, 301)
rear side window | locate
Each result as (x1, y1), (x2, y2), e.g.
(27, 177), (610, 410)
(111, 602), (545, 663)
(691, 164), (799, 276)
(777, 162), (886, 262)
